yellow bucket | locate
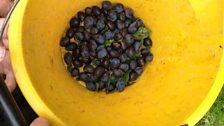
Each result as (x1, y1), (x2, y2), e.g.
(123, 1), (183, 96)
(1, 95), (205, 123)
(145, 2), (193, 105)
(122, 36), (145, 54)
(8, 0), (223, 126)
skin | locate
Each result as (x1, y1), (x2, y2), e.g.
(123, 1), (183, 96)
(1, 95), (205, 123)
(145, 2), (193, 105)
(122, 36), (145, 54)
(0, 0), (49, 126)
(0, 0), (13, 17)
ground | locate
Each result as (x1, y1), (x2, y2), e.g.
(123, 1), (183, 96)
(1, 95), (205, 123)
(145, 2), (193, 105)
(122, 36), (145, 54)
(196, 86), (224, 126)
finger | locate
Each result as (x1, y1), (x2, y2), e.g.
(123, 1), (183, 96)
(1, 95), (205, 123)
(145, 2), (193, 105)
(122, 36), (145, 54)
(0, 46), (5, 73)
(0, 43), (6, 62)
(5, 70), (16, 92)
(1, 51), (16, 92)
(2, 50), (11, 73)
(0, 0), (13, 17)
(3, 38), (9, 49)
(0, 18), (9, 40)
(0, 64), (3, 73)
(30, 117), (49, 126)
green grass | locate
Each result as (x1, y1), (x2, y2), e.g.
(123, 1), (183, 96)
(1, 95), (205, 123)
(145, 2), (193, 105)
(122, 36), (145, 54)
(196, 86), (224, 126)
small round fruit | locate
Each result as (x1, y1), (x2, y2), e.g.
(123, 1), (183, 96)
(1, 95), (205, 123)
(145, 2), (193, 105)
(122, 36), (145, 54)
(86, 82), (97, 91)
(116, 79), (126, 92)
(60, 37), (70, 47)
(64, 52), (73, 65)
(71, 68), (79, 77)
(102, 1), (113, 10)
(70, 17), (80, 28)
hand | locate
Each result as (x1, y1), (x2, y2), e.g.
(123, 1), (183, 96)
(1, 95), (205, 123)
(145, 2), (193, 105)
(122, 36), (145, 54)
(0, 18), (16, 92)
(0, 16), (49, 126)
(0, 0), (13, 17)
(0, 1), (49, 126)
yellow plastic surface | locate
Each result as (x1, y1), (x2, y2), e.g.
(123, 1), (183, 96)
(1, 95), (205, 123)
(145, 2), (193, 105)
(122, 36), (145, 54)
(8, 0), (223, 126)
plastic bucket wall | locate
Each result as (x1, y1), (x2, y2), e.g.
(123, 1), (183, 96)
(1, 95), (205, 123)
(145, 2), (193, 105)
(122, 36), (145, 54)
(8, 0), (223, 125)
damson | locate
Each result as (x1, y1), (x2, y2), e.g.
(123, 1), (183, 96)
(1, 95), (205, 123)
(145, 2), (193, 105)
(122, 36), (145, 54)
(84, 16), (94, 29)
(144, 37), (153, 47)
(71, 68), (79, 77)
(92, 6), (101, 16)
(96, 19), (106, 31)
(93, 34), (105, 44)
(60, 37), (70, 47)
(109, 50), (119, 58)
(70, 17), (80, 28)
(110, 58), (121, 69)
(77, 11), (86, 21)
(145, 53), (154, 62)
(124, 34), (134, 46)
(85, 7), (92, 16)
(79, 73), (90, 82)
(65, 43), (77, 51)
(116, 79), (126, 92)
(94, 67), (105, 78)
(102, 1), (113, 10)
(60, 1), (153, 93)
(107, 10), (117, 22)
(119, 64), (129, 72)
(113, 69), (125, 77)
(66, 28), (75, 38)
(86, 82), (97, 91)
(114, 3), (124, 13)
(73, 60), (83, 68)
(137, 57), (145, 67)
(125, 8), (134, 19)
(64, 52), (73, 65)
(130, 60), (137, 70)
(74, 32), (84, 41)
(101, 72), (109, 82)
(97, 48), (108, 59)
(129, 71), (138, 81)
(84, 64), (94, 73)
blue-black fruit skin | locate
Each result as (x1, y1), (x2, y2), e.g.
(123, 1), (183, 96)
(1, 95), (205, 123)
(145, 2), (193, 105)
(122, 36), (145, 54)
(97, 48), (108, 59)
(64, 52), (73, 65)
(104, 31), (114, 40)
(101, 72), (109, 82)
(116, 79), (126, 92)
(110, 58), (121, 69)
(60, 37), (70, 47)
(125, 8), (134, 19)
(70, 17), (80, 28)
(77, 11), (86, 21)
(62, 1), (153, 93)
(84, 16), (94, 29)
(93, 35), (105, 44)
(135, 67), (143, 75)
(145, 54), (153, 62)
(97, 19), (106, 31)
(71, 68), (79, 77)
(134, 41), (141, 52)
(86, 82), (97, 91)
(113, 69), (125, 77)
(119, 64), (129, 72)
(102, 1), (113, 10)
(130, 60), (137, 70)
(98, 81), (106, 91)
(115, 3), (124, 13)
(144, 38), (153, 47)
(79, 73), (90, 83)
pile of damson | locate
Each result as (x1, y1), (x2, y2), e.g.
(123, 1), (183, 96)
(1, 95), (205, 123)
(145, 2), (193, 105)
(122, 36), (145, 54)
(60, 1), (153, 93)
